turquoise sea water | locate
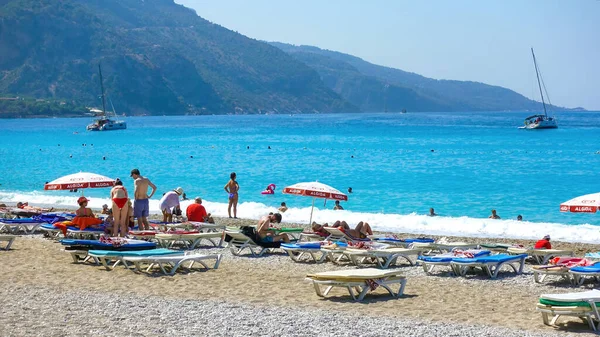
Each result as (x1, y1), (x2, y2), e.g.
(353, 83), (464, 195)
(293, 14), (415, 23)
(1, 112), (600, 242)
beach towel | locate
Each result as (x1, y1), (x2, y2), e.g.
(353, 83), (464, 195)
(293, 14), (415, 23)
(71, 216), (103, 231)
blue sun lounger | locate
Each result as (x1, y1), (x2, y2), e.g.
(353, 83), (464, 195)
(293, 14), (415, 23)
(570, 263), (600, 286)
(61, 239), (156, 250)
(281, 242), (328, 263)
(450, 253), (528, 278)
(0, 218), (47, 234)
(418, 250), (491, 274)
(87, 248), (183, 270)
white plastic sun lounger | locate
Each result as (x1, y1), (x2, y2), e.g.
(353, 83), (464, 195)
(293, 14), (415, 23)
(418, 250), (492, 275)
(343, 248), (423, 268)
(411, 242), (479, 255)
(155, 232), (224, 249)
(305, 268), (406, 301)
(507, 247), (575, 265)
(0, 220), (45, 234)
(0, 235), (16, 250)
(122, 253), (222, 275)
(225, 231), (279, 257)
(532, 265), (574, 284)
(536, 289), (600, 331)
(87, 249), (184, 270)
(450, 254), (528, 278)
(281, 243), (328, 263)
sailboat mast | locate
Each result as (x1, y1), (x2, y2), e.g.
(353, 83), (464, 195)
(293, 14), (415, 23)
(98, 64), (107, 116)
(531, 48), (547, 117)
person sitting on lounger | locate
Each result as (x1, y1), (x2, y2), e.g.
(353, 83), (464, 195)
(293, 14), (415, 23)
(76, 197), (95, 218)
(534, 235), (552, 249)
(186, 197), (215, 223)
(333, 220), (373, 239)
(72, 196), (103, 230)
(311, 221), (331, 237)
(256, 213), (290, 243)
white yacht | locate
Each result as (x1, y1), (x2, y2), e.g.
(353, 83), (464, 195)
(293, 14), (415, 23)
(520, 48), (557, 130)
(87, 64), (127, 131)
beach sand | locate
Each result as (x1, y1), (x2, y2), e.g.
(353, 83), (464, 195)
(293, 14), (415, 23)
(0, 215), (597, 336)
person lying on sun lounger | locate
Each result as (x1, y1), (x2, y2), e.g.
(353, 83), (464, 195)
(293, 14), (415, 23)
(332, 220), (373, 239)
(256, 213), (290, 243)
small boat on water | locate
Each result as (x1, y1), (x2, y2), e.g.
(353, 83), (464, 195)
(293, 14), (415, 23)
(87, 64), (126, 131)
(520, 48), (557, 130)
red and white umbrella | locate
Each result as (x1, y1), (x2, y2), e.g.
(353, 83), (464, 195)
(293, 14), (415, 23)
(283, 181), (348, 223)
(44, 172), (115, 192)
(560, 192), (600, 213)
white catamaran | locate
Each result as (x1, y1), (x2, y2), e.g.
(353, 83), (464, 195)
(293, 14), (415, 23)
(520, 48), (557, 130)
(87, 64), (127, 131)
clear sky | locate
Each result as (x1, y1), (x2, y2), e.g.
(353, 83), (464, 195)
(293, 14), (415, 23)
(176, 0), (600, 110)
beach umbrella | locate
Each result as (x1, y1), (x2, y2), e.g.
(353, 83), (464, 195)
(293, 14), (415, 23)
(44, 172), (115, 194)
(282, 181), (348, 224)
(560, 192), (600, 213)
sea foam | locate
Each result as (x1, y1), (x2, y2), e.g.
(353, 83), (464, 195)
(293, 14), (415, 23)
(1, 190), (598, 243)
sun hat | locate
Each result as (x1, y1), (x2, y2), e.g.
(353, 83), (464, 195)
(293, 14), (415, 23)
(78, 196), (89, 205)
(174, 187), (184, 195)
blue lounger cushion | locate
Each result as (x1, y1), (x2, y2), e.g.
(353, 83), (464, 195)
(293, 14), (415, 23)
(87, 248), (181, 257)
(0, 218), (45, 224)
(453, 253), (527, 264)
(282, 242), (321, 249)
(418, 250), (492, 263)
(60, 239), (156, 249)
(570, 264), (600, 273)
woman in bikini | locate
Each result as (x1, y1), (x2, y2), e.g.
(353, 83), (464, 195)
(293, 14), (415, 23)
(71, 196), (103, 232)
(110, 179), (129, 237)
(224, 172), (240, 218)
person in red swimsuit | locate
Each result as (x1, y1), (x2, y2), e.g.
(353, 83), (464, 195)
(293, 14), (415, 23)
(534, 235), (552, 249)
(110, 179), (130, 237)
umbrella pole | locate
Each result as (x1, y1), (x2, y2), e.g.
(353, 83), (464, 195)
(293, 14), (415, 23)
(309, 197), (315, 225)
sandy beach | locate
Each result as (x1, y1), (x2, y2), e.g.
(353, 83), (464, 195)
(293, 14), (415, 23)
(1, 213), (598, 336)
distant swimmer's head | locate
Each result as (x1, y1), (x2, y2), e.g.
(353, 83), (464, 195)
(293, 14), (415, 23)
(230, 172), (236, 180)
(281, 202), (286, 206)
(517, 215), (523, 221)
(491, 209), (497, 215)
(348, 187), (353, 193)
(335, 200), (340, 205)
(130, 168), (140, 178)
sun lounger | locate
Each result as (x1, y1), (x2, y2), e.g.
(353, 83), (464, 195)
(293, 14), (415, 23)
(479, 243), (513, 253)
(281, 242), (329, 263)
(536, 289), (600, 331)
(298, 232), (325, 242)
(122, 252), (222, 275)
(155, 232), (224, 249)
(305, 268), (406, 301)
(570, 263), (600, 286)
(343, 247), (423, 268)
(66, 227), (105, 240)
(418, 249), (491, 274)
(224, 230), (280, 256)
(87, 248), (183, 270)
(39, 223), (63, 238)
(0, 218), (46, 234)
(60, 239), (157, 251)
(373, 237), (434, 248)
(321, 227), (370, 243)
(450, 253), (528, 278)
(507, 247), (574, 265)
(0, 234), (16, 250)
(411, 241), (479, 255)
(532, 257), (594, 284)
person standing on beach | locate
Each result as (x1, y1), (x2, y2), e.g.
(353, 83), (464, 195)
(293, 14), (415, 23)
(159, 187), (184, 223)
(224, 172), (239, 218)
(131, 168), (156, 230)
(110, 179), (129, 237)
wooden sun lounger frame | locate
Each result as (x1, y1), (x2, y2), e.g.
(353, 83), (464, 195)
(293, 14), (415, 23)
(305, 275), (407, 301)
(450, 254), (527, 279)
(122, 253), (222, 276)
(0, 234), (16, 250)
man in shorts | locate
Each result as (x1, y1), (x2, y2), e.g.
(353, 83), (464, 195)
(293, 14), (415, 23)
(131, 168), (157, 230)
(256, 213), (290, 243)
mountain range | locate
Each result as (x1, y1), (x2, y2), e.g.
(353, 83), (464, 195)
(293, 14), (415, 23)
(0, 0), (571, 117)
